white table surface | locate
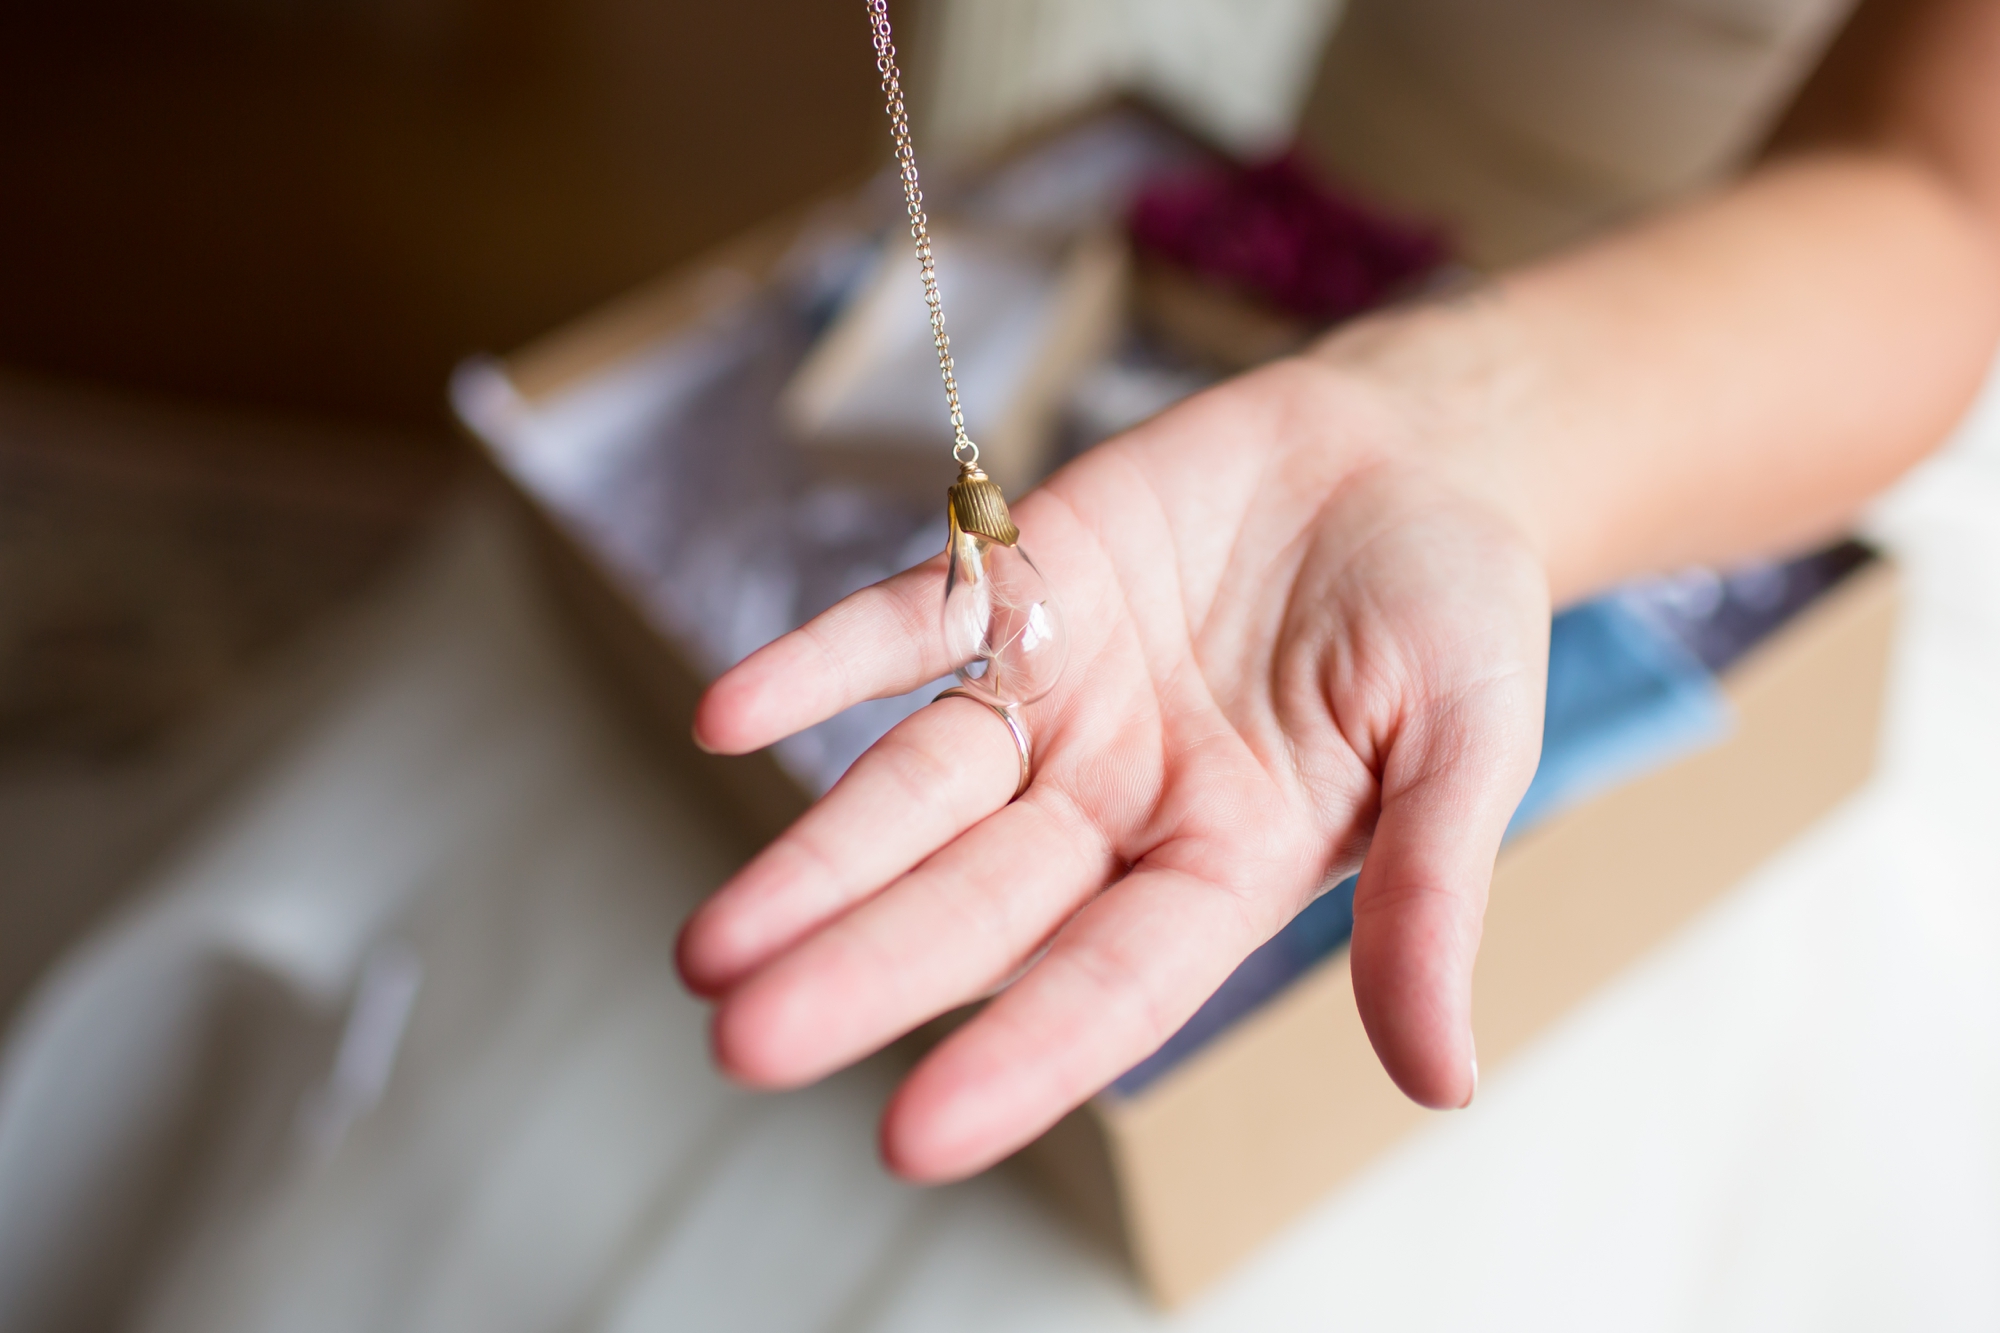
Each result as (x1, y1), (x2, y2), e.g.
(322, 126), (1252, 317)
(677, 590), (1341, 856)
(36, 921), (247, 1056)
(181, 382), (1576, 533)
(3, 368), (1998, 1332)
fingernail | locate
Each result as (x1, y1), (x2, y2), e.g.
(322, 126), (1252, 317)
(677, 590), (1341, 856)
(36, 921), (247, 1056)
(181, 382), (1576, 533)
(1459, 1048), (1479, 1110)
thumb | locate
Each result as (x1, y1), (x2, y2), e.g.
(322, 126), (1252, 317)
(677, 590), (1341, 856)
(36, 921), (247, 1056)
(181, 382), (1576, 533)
(1349, 672), (1542, 1109)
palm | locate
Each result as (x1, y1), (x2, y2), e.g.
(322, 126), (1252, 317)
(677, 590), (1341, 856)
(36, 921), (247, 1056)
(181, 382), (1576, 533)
(681, 360), (1549, 1180)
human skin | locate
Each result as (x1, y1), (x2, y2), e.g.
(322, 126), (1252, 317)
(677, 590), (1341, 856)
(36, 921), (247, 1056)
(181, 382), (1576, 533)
(679, 0), (2000, 1181)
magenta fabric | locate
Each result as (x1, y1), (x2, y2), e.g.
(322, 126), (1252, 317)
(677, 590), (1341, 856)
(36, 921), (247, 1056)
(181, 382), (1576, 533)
(1128, 151), (1446, 321)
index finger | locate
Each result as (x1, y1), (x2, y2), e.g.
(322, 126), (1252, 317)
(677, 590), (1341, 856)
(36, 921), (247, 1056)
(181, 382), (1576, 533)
(694, 555), (953, 755)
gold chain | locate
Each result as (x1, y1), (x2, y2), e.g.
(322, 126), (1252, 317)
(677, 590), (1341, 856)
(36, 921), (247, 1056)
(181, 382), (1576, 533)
(865, 0), (979, 469)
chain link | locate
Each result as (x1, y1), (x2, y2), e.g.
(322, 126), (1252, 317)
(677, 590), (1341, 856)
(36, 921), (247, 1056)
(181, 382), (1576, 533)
(865, 0), (979, 469)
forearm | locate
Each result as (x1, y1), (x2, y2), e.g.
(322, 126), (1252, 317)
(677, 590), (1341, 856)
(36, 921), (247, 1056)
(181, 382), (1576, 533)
(1307, 0), (2000, 603)
(1345, 155), (1998, 601)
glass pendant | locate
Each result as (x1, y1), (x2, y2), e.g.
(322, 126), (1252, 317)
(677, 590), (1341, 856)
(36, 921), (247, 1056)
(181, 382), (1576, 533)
(942, 467), (1066, 707)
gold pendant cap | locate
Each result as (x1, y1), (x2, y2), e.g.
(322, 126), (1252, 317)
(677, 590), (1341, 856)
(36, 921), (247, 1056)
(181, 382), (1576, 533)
(947, 465), (1020, 546)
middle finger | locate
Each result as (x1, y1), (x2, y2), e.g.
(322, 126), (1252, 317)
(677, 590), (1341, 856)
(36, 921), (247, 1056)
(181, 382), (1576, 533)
(678, 694), (1027, 996)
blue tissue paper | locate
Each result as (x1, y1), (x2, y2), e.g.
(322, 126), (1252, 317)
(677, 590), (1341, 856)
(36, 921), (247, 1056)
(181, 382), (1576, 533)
(1504, 597), (1732, 837)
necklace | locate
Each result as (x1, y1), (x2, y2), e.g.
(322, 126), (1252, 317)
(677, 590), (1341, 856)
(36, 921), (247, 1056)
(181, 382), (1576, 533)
(865, 0), (1067, 710)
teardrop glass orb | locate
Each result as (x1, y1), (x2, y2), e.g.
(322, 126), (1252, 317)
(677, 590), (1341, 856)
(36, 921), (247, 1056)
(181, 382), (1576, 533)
(942, 528), (1066, 707)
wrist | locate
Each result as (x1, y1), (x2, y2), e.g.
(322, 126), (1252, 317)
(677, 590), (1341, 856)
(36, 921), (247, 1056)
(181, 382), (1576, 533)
(1295, 291), (1563, 592)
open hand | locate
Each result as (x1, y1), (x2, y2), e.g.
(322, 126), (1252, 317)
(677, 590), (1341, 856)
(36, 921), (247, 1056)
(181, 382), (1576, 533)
(678, 354), (1550, 1181)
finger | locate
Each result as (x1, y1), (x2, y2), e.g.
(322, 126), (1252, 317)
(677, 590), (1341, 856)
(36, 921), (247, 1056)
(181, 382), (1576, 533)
(1349, 674), (1542, 1110)
(678, 695), (1026, 996)
(693, 556), (952, 756)
(710, 795), (1119, 1090)
(880, 859), (1294, 1182)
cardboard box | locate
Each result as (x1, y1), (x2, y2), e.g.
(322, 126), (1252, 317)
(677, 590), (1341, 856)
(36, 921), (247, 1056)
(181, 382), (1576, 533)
(782, 227), (1128, 499)
(455, 179), (1896, 1308)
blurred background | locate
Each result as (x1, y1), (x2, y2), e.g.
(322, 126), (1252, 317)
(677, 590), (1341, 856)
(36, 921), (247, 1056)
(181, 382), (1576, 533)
(0, 0), (878, 1020)
(3, 0), (1999, 1329)
(0, 0), (882, 423)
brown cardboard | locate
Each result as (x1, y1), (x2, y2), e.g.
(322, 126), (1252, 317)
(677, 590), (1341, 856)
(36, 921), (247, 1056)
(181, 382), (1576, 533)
(782, 227), (1128, 499)
(465, 211), (1897, 1310)
(1131, 255), (1313, 370)
(503, 198), (864, 405)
